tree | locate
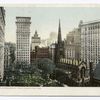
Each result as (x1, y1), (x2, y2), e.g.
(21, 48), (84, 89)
(34, 58), (56, 79)
(5, 59), (62, 86)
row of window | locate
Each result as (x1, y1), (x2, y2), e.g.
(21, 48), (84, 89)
(16, 30), (30, 33)
(17, 36), (29, 38)
(83, 24), (100, 31)
(17, 42), (29, 44)
(16, 18), (30, 22)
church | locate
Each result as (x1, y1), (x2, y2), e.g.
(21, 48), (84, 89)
(55, 20), (65, 63)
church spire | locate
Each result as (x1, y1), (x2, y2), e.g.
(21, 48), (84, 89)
(58, 19), (62, 44)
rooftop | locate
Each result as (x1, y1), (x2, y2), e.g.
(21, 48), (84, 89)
(81, 19), (100, 26)
(16, 16), (31, 19)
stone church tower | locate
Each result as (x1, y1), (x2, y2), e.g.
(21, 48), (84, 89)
(55, 20), (65, 63)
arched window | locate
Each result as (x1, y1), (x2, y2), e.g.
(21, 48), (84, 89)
(81, 67), (85, 78)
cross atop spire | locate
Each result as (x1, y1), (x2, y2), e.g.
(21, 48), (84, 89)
(58, 19), (62, 44)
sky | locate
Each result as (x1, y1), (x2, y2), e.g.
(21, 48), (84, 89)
(5, 6), (100, 43)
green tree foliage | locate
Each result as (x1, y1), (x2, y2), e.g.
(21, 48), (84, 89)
(6, 59), (62, 86)
(34, 58), (55, 79)
(11, 74), (45, 86)
(9, 46), (15, 64)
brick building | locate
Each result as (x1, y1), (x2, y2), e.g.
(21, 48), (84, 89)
(30, 46), (49, 64)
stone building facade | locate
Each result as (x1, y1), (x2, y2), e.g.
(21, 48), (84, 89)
(80, 20), (100, 67)
(16, 17), (31, 65)
(65, 28), (81, 60)
(31, 30), (41, 51)
(0, 7), (5, 80)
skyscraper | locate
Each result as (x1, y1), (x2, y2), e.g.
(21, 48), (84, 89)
(65, 28), (81, 60)
(0, 7), (5, 80)
(80, 20), (100, 67)
(47, 32), (57, 46)
(16, 17), (31, 65)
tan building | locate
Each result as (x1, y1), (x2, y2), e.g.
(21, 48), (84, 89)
(79, 20), (100, 67)
(49, 43), (56, 62)
(65, 28), (81, 60)
(31, 30), (41, 51)
(66, 28), (80, 45)
(16, 17), (31, 64)
(0, 7), (5, 80)
(65, 44), (80, 60)
(47, 32), (57, 46)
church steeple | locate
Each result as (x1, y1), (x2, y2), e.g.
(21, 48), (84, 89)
(55, 19), (65, 63)
(58, 19), (62, 44)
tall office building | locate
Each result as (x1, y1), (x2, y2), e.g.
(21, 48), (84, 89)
(16, 17), (31, 64)
(0, 7), (5, 80)
(80, 20), (100, 67)
(47, 32), (57, 46)
(65, 28), (81, 60)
